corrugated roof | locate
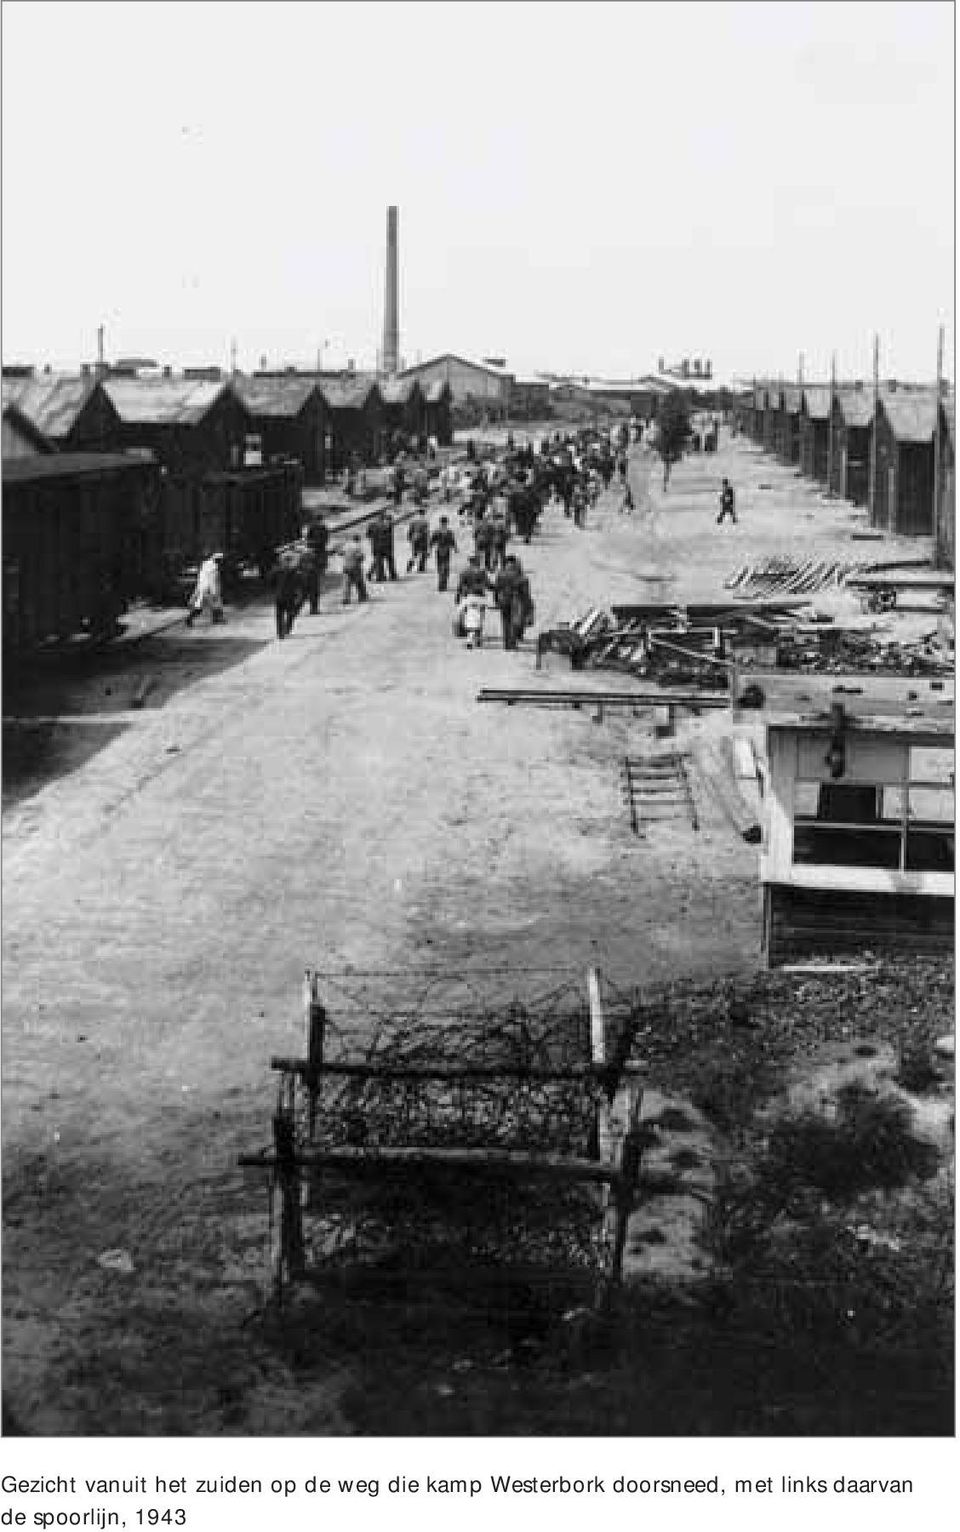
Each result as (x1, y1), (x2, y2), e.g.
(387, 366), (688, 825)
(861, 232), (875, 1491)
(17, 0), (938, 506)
(1, 375), (95, 439)
(3, 450), (158, 485)
(233, 376), (320, 418)
(2, 403), (55, 453)
(881, 390), (938, 443)
(103, 377), (232, 425)
(835, 388), (874, 428)
(802, 386), (832, 421)
(320, 378), (379, 410)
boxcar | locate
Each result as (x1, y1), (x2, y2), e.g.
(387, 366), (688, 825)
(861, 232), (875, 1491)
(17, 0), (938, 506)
(2, 451), (160, 656)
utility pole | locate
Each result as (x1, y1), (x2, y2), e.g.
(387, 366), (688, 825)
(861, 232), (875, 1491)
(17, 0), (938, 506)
(933, 323), (945, 566)
(827, 351), (837, 496)
(230, 338), (237, 376)
(868, 335), (880, 527)
(97, 324), (105, 375)
(798, 352), (804, 388)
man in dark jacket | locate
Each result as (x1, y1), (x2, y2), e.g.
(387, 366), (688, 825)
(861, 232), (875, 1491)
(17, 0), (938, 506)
(273, 555), (303, 640)
(430, 516), (457, 591)
(492, 556), (532, 650)
(303, 516), (329, 613)
(367, 511), (398, 581)
(455, 554), (490, 603)
(407, 508), (431, 572)
(474, 513), (496, 572)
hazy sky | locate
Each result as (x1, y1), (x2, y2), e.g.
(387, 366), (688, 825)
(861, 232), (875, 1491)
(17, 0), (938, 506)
(1, 0), (954, 381)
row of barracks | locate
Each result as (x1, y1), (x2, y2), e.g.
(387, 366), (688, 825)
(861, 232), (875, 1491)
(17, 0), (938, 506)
(737, 380), (954, 568)
(2, 370), (454, 484)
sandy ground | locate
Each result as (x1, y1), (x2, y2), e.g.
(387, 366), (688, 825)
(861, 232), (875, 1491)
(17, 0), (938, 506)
(0, 427), (942, 1433)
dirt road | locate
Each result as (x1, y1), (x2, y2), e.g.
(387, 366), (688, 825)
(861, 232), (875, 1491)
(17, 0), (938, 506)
(1, 429), (935, 1433)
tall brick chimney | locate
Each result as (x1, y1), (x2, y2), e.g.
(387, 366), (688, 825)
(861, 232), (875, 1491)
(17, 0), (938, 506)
(382, 205), (399, 376)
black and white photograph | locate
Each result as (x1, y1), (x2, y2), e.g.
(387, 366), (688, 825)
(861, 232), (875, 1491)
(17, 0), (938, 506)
(1, 0), (955, 1455)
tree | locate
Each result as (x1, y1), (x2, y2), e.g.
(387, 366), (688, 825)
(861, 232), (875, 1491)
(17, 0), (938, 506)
(653, 392), (693, 488)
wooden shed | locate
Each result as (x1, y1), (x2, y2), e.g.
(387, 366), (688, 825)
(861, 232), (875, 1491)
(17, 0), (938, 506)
(2, 451), (161, 656)
(379, 376), (426, 450)
(764, 385), (783, 456)
(749, 674), (954, 966)
(780, 385), (802, 464)
(100, 377), (250, 472)
(872, 389), (937, 535)
(319, 378), (385, 472)
(747, 384), (767, 444)
(935, 397), (954, 570)
(799, 386), (831, 483)
(828, 387), (872, 505)
(234, 376), (328, 485)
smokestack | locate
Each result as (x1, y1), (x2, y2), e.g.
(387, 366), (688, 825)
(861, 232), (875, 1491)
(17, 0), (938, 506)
(382, 205), (399, 377)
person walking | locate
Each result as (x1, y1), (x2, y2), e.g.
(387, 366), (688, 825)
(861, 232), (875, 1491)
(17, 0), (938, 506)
(492, 556), (531, 651)
(430, 515), (457, 591)
(475, 512), (496, 572)
(367, 511), (398, 581)
(407, 508), (430, 572)
(717, 477), (737, 524)
(341, 534), (368, 605)
(273, 555), (302, 640)
(303, 516), (329, 613)
(490, 506), (510, 571)
(185, 552), (225, 627)
(454, 556), (490, 644)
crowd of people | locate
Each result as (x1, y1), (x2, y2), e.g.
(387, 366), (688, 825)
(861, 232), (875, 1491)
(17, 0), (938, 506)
(187, 421), (639, 647)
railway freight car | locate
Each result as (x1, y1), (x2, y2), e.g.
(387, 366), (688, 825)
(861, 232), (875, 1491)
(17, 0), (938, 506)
(2, 451), (161, 659)
(141, 460), (304, 601)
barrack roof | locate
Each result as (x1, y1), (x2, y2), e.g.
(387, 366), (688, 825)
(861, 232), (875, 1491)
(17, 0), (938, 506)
(1, 375), (95, 439)
(102, 377), (234, 425)
(233, 375), (322, 418)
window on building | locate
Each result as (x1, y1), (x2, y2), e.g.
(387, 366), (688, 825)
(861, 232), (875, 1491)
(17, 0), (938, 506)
(793, 762), (954, 873)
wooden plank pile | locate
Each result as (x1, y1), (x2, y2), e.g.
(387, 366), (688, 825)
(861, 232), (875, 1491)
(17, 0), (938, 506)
(725, 557), (863, 599)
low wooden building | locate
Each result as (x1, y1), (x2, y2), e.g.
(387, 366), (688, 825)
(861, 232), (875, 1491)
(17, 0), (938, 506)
(422, 380), (453, 445)
(3, 451), (161, 656)
(935, 397), (954, 570)
(1, 373), (121, 451)
(749, 674), (954, 966)
(872, 389), (937, 535)
(97, 378), (303, 588)
(379, 376), (426, 446)
(828, 387), (872, 505)
(799, 386), (831, 482)
(761, 385), (782, 455)
(780, 385), (802, 464)
(319, 378), (384, 471)
(234, 376), (328, 484)
(100, 377), (250, 472)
